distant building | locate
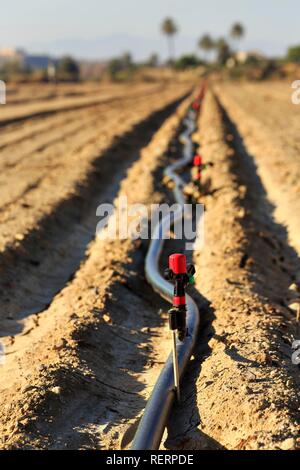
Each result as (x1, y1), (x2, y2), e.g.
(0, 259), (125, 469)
(226, 50), (266, 68)
(24, 55), (55, 70)
(235, 50), (266, 64)
(0, 47), (57, 71)
(0, 47), (107, 81)
(0, 47), (26, 67)
(47, 63), (57, 81)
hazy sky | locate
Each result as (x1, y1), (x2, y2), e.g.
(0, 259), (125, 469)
(0, 0), (298, 59)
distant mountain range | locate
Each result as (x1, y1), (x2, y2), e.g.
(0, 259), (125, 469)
(29, 34), (286, 61)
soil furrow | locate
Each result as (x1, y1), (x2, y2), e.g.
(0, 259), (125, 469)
(0, 89), (189, 338)
(215, 83), (300, 258)
(0, 83), (164, 127)
(0, 85), (190, 254)
(0, 83), (167, 150)
(0, 94), (191, 450)
(165, 90), (299, 450)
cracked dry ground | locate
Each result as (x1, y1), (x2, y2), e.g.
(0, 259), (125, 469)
(0, 81), (299, 450)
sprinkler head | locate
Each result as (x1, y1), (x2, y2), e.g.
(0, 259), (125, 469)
(169, 253), (187, 275)
(193, 154), (203, 167)
(192, 101), (200, 111)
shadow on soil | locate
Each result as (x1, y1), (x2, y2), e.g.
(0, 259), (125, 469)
(17, 97), (194, 450)
(215, 95), (300, 388)
(155, 126), (224, 450)
(164, 289), (225, 450)
(0, 92), (189, 338)
(163, 94), (300, 450)
(216, 95), (300, 335)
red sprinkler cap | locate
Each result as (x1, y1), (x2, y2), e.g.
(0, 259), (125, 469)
(169, 254), (187, 275)
(192, 101), (200, 111)
(193, 155), (202, 166)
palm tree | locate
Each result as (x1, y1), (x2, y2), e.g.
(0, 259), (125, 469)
(198, 34), (215, 62)
(161, 17), (178, 63)
(216, 37), (231, 66)
(230, 23), (245, 48)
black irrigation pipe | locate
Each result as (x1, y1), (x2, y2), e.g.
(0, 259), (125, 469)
(131, 93), (204, 450)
